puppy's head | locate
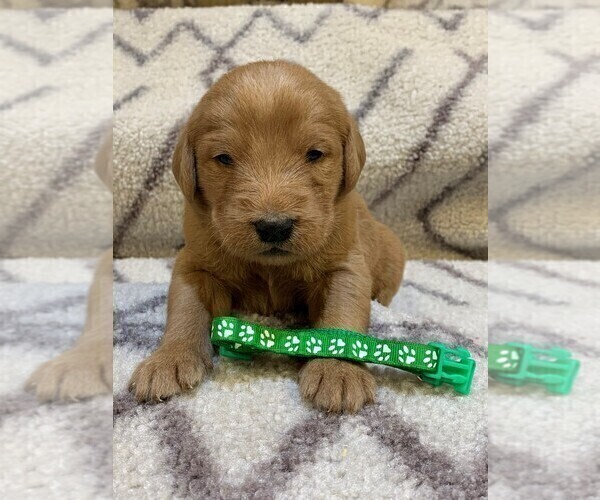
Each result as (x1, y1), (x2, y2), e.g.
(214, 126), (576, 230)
(173, 60), (365, 265)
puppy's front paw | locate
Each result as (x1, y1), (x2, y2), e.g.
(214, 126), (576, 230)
(299, 358), (376, 413)
(129, 345), (208, 403)
(26, 345), (111, 402)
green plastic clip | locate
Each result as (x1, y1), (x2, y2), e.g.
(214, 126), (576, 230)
(418, 342), (476, 395)
(489, 343), (580, 395)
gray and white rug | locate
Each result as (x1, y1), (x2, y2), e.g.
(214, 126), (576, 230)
(488, 261), (600, 499)
(113, 258), (487, 499)
(0, 258), (111, 499)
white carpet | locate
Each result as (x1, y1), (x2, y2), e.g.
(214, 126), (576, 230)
(0, 258), (111, 499)
(113, 258), (487, 498)
(488, 261), (600, 499)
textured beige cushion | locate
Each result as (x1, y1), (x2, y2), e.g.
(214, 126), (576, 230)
(0, 9), (112, 257)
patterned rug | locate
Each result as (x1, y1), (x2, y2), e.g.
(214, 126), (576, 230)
(113, 5), (488, 260)
(488, 9), (600, 259)
(0, 9), (112, 257)
(0, 259), (111, 499)
(113, 258), (487, 498)
(488, 261), (600, 498)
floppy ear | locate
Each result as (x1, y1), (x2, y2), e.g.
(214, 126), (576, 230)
(172, 125), (198, 202)
(341, 115), (366, 196)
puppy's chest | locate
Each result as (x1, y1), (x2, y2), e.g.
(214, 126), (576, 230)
(231, 272), (308, 316)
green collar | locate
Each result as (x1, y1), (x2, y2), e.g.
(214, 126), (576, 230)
(211, 316), (476, 395)
(489, 343), (579, 394)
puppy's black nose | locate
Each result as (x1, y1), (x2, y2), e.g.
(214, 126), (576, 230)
(254, 217), (294, 243)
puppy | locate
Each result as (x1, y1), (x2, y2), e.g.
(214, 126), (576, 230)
(26, 129), (113, 402)
(129, 61), (405, 413)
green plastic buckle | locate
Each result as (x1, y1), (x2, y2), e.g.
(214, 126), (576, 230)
(489, 343), (580, 395)
(418, 342), (476, 395)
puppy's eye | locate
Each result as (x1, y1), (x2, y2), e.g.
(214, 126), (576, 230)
(306, 150), (323, 162)
(214, 154), (234, 166)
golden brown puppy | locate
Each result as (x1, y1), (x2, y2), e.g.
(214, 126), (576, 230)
(130, 61), (405, 413)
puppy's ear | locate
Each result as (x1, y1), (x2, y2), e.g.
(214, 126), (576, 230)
(341, 115), (366, 196)
(172, 125), (198, 202)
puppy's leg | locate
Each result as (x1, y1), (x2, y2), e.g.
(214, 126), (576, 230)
(372, 223), (405, 306)
(129, 251), (230, 402)
(300, 252), (376, 414)
(27, 248), (113, 402)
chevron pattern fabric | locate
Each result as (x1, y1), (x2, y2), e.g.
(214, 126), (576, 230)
(0, 259), (111, 498)
(488, 9), (600, 258)
(113, 5), (488, 259)
(111, 258), (487, 498)
(0, 9), (112, 257)
(488, 261), (600, 498)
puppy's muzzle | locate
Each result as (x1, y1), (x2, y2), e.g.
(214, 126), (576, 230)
(254, 216), (295, 243)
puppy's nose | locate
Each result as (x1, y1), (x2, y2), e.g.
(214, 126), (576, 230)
(254, 217), (295, 243)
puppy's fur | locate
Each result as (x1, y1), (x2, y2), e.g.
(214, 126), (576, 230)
(26, 130), (113, 402)
(130, 61), (405, 413)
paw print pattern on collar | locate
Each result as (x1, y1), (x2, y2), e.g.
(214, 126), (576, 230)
(210, 317), (476, 395)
